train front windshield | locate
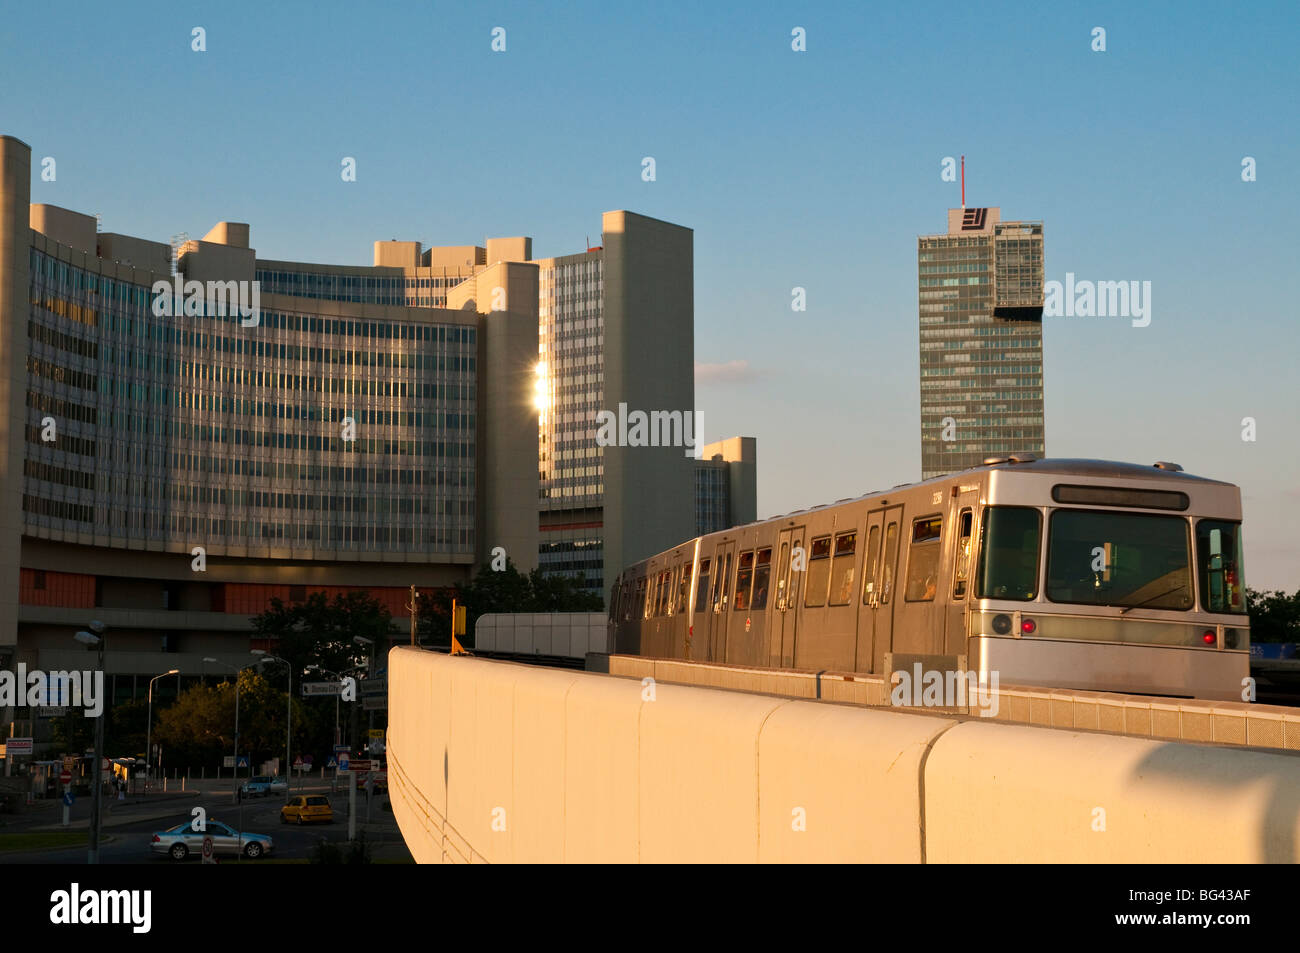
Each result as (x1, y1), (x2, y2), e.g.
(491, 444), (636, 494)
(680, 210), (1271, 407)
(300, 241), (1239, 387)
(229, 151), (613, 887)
(1046, 510), (1193, 610)
(977, 505), (1248, 613)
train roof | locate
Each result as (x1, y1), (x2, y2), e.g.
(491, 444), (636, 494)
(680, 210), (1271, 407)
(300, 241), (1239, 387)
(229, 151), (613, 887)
(765, 457), (1234, 521)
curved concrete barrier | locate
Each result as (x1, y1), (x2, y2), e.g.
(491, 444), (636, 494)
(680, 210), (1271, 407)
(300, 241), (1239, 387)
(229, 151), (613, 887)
(389, 648), (955, 862)
(923, 720), (1300, 863)
(390, 648), (1300, 862)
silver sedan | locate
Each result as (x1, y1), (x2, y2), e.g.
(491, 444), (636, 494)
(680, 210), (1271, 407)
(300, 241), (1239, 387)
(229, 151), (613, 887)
(150, 820), (273, 860)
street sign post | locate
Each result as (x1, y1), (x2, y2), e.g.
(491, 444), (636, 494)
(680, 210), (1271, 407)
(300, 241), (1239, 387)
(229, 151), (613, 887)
(337, 754), (349, 771)
(202, 835), (215, 865)
(222, 755), (235, 768)
(59, 770), (71, 785)
(302, 681), (344, 697)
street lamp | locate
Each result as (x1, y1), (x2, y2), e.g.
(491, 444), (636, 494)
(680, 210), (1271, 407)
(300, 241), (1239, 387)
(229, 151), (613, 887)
(74, 620), (106, 865)
(145, 669), (179, 792)
(252, 651), (292, 801)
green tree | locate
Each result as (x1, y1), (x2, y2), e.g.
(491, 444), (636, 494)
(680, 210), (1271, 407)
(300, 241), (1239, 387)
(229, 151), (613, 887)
(151, 670), (308, 772)
(415, 559), (602, 647)
(251, 590), (396, 675)
(1246, 588), (1300, 642)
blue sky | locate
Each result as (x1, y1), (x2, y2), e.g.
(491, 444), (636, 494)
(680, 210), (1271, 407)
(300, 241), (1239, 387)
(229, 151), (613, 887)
(3, 0), (1297, 587)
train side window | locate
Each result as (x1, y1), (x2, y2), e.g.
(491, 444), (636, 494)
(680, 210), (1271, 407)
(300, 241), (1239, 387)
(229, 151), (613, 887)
(717, 552), (733, 610)
(776, 543), (790, 609)
(905, 516), (943, 601)
(881, 523), (899, 604)
(804, 536), (832, 607)
(695, 558), (712, 612)
(862, 525), (882, 604)
(829, 531), (857, 606)
(635, 577), (647, 619)
(621, 582), (632, 622)
(952, 509), (973, 599)
(734, 551), (755, 611)
(752, 548), (772, 610)
(662, 570), (673, 616)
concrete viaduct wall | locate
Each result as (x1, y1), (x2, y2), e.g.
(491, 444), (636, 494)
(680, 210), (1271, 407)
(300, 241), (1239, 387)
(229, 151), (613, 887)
(387, 647), (1300, 863)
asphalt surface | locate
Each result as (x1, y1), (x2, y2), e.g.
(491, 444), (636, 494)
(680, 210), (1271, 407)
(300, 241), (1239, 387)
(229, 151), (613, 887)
(0, 777), (410, 864)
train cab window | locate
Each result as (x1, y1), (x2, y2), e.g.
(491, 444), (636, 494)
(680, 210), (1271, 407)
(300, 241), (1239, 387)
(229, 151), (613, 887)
(636, 577), (648, 619)
(661, 570), (673, 615)
(1046, 510), (1190, 610)
(861, 526), (882, 604)
(621, 582), (633, 622)
(804, 536), (832, 607)
(656, 570), (670, 616)
(976, 507), (1041, 601)
(695, 558), (711, 612)
(677, 563), (690, 614)
(952, 510), (974, 599)
(881, 522), (899, 604)
(752, 548), (772, 610)
(1196, 520), (1247, 614)
(829, 531), (857, 606)
(734, 551), (755, 611)
(905, 517), (943, 601)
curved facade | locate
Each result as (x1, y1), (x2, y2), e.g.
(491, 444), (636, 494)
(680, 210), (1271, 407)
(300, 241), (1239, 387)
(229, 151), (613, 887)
(0, 135), (537, 738)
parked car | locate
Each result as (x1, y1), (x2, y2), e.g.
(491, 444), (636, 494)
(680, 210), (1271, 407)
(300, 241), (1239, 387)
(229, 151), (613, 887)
(151, 820), (273, 860)
(240, 775), (287, 797)
(281, 794), (333, 825)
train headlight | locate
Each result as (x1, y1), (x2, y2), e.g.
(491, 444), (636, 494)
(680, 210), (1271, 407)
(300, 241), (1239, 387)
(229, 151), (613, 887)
(1021, 618), (1037, 635)
(992, 614), (1012, 635)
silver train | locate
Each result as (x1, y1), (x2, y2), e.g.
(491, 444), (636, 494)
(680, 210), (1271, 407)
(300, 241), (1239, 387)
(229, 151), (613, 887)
(609, 458), (1251, 700)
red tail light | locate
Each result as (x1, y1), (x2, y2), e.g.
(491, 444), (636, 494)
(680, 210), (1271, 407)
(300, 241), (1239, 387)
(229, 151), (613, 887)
(1021, 618), (1036, 634)
(1202, 631), (1216, 645)
(151, 835), (160, 842)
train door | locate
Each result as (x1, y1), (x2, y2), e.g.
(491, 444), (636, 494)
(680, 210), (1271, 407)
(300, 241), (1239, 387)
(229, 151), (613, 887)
(861, 505), (903, 674)
(944, 490), (979, 656)
(770, 526), (805, 667)
(727, 543), (771, 666)
(706, 541), (735, 662)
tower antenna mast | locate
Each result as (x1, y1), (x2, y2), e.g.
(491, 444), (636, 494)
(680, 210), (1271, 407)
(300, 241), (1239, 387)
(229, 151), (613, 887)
(961, 155), (966, 209)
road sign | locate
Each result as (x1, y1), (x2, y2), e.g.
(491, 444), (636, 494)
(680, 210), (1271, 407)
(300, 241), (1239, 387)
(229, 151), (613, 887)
(302, 755), (313, 767)
(3, 738), (32, 756)
(101, 759), (110, 772)
(202, 836), (215, 864)
(347, 759), (372, 772)
(59, 770), (71, 785)
(222, 755), (235, 768)
(36, 707), (67, 718)
(62, 756), (75, 772)
(359, 677), (387, 696)
(361, 695), (387, 711)
(368, 729), (384, 740)
(237, 755), (249, 768)
(61, 791), (74, 806)
(293, 756), (303, 768)
(302, 681), (344, 697)
(337, 755), (349, 770)
(333, 744), (349, 753)
(326, 757), (337, 768)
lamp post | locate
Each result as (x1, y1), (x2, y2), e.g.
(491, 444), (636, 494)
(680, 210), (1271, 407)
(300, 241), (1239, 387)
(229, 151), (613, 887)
(145, 669), (179, 793)
(352, 637), (374, 753)
(252, 651), (292, 801)
(73, 621), (106, 865)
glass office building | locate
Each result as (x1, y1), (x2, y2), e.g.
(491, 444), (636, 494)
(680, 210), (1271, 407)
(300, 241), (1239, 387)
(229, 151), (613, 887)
(918, 208), (1045, 479)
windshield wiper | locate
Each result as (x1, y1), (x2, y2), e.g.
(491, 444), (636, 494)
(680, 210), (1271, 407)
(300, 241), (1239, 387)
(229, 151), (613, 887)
(1120, 585), (1187, 614)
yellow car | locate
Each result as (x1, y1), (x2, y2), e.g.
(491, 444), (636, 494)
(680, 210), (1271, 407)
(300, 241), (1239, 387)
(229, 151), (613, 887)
(280, 795), (333, 825)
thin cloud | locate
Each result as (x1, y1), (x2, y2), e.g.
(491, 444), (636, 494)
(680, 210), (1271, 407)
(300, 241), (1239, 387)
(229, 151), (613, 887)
(695, 360), (759, 384)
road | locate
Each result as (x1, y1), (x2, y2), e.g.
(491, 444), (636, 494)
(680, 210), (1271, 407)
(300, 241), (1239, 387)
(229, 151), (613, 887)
(0, 776), (410, 864)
